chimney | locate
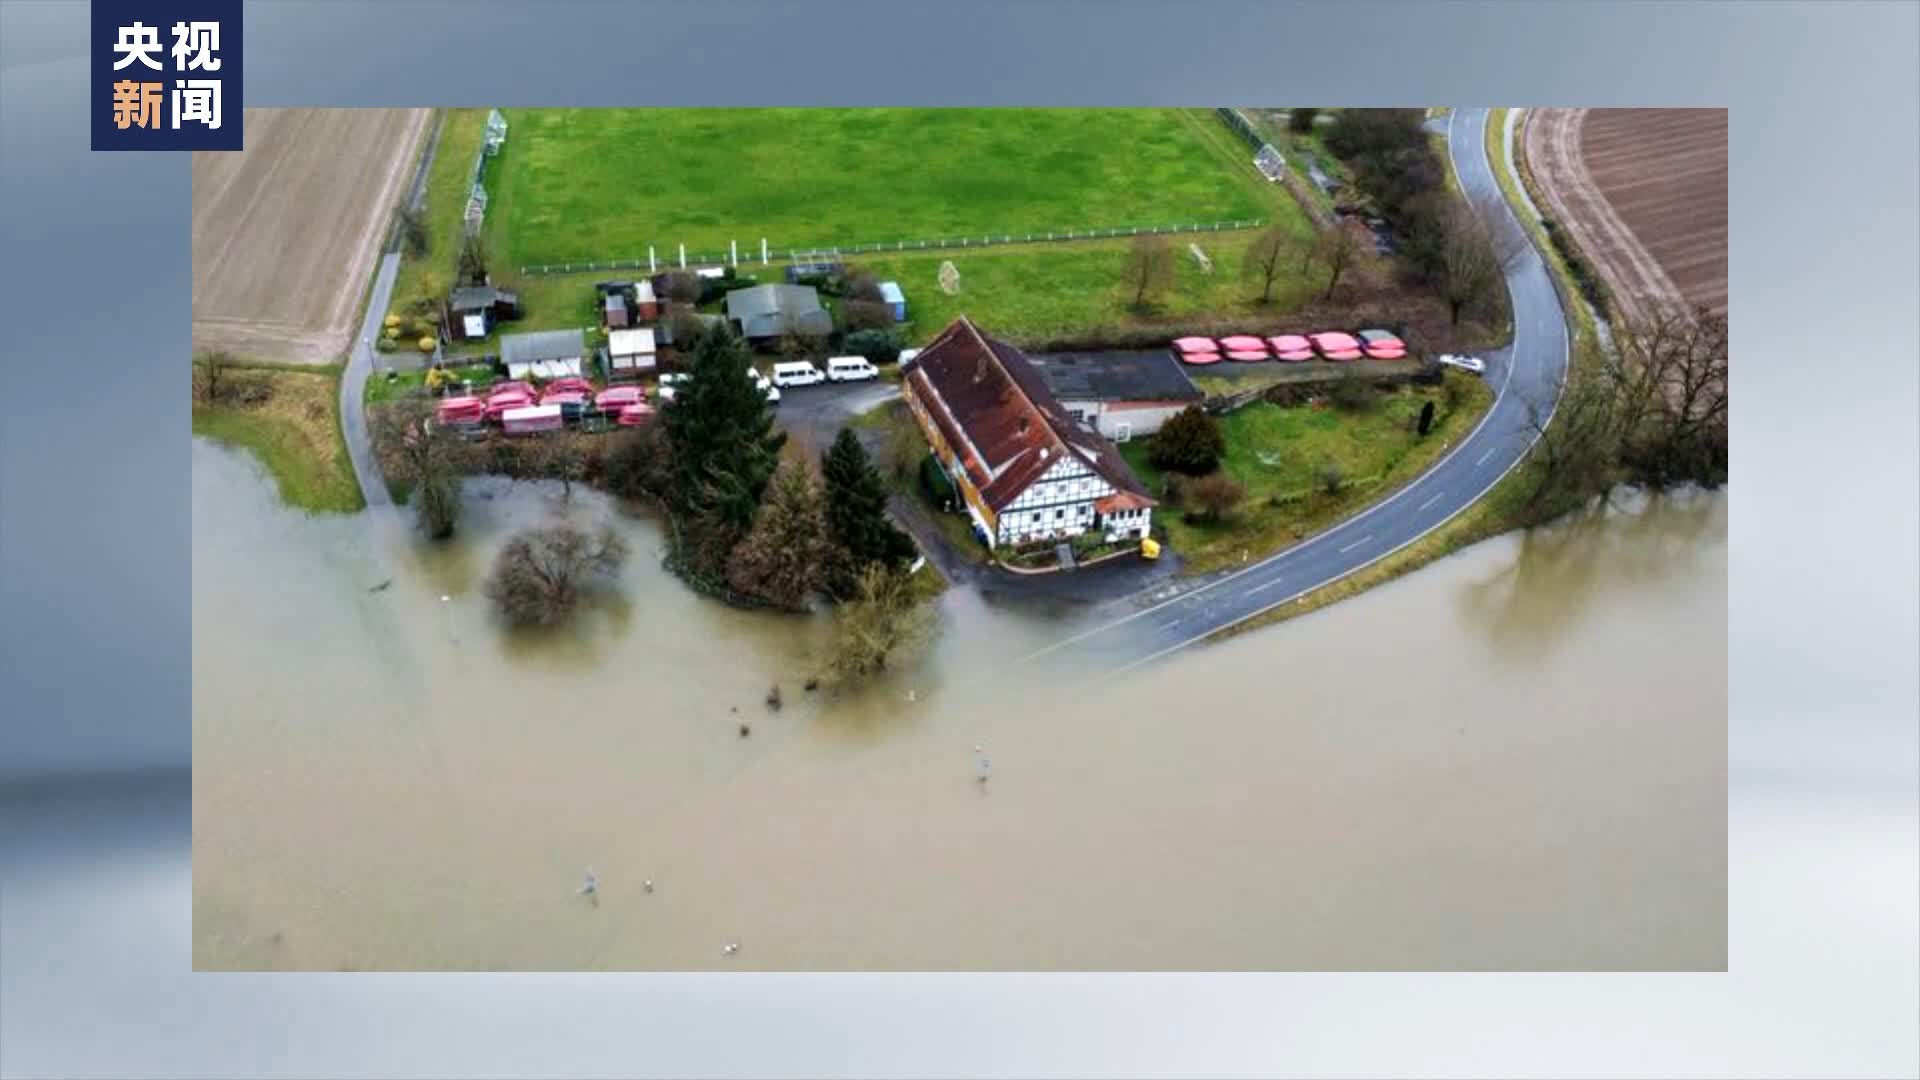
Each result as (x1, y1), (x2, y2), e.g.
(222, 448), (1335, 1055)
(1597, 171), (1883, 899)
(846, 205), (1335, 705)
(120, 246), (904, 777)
(1017, 416), (1030, 436)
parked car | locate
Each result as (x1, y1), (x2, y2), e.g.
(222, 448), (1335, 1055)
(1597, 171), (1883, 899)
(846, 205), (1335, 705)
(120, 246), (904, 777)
(772, 360), (827, 388)
(826, 356), (879, 383)
(1436, 353), (1487, 375)
(748, 367), (782, 403)
(654, 372), (691, 403)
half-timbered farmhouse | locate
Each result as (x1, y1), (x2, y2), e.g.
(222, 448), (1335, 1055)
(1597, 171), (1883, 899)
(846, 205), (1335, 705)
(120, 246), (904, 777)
(902, 317), (1156, 550)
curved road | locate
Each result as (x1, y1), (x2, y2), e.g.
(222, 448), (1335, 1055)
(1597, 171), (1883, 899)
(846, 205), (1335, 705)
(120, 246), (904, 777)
(1027, 107), (1570, 672)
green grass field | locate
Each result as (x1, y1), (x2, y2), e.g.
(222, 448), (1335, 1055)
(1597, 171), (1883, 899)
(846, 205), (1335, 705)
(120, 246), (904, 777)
(488, 109), (1273, 267)
(1120, 374), (1492, 572)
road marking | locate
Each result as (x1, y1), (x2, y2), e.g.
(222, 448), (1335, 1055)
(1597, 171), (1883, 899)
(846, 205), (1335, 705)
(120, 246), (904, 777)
(1475, 447), (1497, 467)
(1246, 577), (1287, 595)
(1337, 535), (1372, 555)
(1418, 491), (1445, 512)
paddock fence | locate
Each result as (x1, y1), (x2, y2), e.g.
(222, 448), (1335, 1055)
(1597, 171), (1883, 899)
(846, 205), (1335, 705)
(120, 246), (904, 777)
(515, 218), (1269, 277)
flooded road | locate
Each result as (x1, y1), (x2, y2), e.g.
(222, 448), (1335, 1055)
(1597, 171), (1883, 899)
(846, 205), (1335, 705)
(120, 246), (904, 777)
(192, 439), (1726, 970)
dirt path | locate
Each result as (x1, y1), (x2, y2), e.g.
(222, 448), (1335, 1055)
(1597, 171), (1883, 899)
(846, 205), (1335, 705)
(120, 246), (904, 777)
(192, 109), (431, 363)
(1522, 108), (1726, 328)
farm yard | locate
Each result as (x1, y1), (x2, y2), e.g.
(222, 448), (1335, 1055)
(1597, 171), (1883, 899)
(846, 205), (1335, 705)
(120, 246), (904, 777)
(1524, 108), (1728, 325)
(192, 109), (431, 363)
(487, 109), (1274, 268)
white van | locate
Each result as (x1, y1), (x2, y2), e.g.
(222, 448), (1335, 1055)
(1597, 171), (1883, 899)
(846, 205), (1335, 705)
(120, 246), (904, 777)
(771, 360), (826, 388)
(826, 355), (880, 383)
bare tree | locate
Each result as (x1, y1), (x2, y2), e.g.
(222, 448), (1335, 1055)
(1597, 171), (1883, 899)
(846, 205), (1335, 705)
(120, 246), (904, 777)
(457, 231), (490, 285)
(1241, 224), (1297, 306)
(1121, 234), (1177, 311)
(487, 523), (630, 628)
(1186, 472), (1246, 523)
(192, 349), (236, 405)
(829, 562), (934, 684)
(375, 403), (469, 539)
(1435, 203), (1503, 326)
(1315, 219), (1364, 299)
(658, 271), (703, 304)
(725, 454), (831, 610)
(531, 435), (588, 500)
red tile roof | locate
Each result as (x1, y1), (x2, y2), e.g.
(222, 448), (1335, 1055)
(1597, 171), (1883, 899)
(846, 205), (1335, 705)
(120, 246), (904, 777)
(905, 317), (1153, 513)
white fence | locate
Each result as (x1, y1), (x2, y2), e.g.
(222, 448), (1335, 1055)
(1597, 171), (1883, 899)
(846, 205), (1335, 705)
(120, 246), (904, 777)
(516, 218), (1267, 276)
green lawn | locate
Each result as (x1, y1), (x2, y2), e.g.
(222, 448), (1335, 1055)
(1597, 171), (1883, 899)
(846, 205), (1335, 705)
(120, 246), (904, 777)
(1121, 373), (1493, 572)
(488, 108), (1276, 268)
(192, 365), (364, 514)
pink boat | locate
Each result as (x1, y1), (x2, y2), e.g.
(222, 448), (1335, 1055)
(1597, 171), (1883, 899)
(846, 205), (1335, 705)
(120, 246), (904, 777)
(1218, 335), (1268, 353)
(1366, 347), (1407, 361)
(615, 403), (657, 426)
(435, 396), (485, 424)
(539, 388), (590, 407)
(1309, 331), (1361, 352)
(487, 380), (536, 400)
(542, 375), (595, 396)
(1226, 350), (1269, 363)
(1275, 349), (1316, 363)
(1267, 334), (1312, 353)
(1172, 336), (1219, 354)
(595, 385), (645, 411)
(1178, 350), (1222, 366)
(482, 390), (535, 421)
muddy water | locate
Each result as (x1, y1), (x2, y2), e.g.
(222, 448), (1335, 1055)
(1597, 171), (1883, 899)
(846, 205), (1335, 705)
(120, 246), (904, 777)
(192, 439), (1726, 971)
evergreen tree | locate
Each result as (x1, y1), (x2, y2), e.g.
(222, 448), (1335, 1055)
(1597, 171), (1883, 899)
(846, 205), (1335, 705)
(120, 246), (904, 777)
(1147, 405), (1226, 475)
(661, 324), (786, 566)
(821, 428), (916, 594)
(726, 455), (830, 610)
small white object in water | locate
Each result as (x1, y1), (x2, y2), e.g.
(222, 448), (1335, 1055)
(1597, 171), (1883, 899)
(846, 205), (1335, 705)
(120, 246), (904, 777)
(643, 879), (654, 894)
(578, 868), (599, 896)
(722, 942), (739, 956)
(906, 689), (917, 703)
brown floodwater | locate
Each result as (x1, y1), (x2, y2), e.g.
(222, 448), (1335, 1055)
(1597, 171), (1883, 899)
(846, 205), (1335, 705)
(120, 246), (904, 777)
(192, 438), (1727, 971)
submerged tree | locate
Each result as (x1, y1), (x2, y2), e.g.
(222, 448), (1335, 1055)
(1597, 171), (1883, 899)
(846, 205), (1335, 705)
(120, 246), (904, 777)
(726, 454), (832, 610)
(486, 523), (629, 628)
(829, 562), (934, 684)
(376, 402), (468, 539)
(821, 428), (916, 595)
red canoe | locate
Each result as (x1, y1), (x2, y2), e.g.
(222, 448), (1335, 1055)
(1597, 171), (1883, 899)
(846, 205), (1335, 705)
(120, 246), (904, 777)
(1226, 350), (1269, 363)
(615, 403), (657, 426)
(1178, 351), (1223, 366)
(1172, 336), (1219, 354)
(1275, 349), (1316, 362)
(1267, 334), (1312, 353)
(1218, 335), (1268, 353)
(595, 386), (645, 411)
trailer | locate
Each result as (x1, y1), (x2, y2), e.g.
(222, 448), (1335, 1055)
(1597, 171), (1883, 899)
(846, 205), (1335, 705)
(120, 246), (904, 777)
(500, 404), (564, 435)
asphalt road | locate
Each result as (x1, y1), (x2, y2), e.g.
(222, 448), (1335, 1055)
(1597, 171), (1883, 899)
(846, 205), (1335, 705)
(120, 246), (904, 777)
(339, 251), (402, 519)
(1025, 107), (1570, 673)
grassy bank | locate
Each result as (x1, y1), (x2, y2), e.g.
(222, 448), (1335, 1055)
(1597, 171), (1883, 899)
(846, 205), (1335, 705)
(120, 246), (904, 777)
(387, 108), (489, 324)
(192, 364), (364, 514)
(1120, 373), (1493, 573)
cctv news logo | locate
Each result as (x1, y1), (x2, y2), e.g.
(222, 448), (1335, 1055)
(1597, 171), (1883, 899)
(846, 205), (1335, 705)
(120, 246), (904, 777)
(92, 1), (242, 150)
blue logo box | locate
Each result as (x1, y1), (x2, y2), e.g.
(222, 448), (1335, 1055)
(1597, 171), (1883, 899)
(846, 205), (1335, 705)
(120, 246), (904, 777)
(92, 0), (243, 151)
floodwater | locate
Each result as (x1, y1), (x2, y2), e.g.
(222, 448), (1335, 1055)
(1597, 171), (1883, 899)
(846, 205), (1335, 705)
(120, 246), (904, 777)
(192, 438), (1727, 971)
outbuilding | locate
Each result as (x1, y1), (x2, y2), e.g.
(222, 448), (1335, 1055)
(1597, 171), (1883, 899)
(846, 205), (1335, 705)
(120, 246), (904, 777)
(605, 327), (657, 381)
(1024, 349), (1204, 440)
(878, 280), (908, 323)
(446, 284), (523, 342)
(725, 283), (834, 342)
(500, 328), (587, 381)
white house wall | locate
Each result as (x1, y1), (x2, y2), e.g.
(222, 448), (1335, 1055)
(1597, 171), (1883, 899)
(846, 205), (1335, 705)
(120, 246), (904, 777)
(995, 453), (1119, 546)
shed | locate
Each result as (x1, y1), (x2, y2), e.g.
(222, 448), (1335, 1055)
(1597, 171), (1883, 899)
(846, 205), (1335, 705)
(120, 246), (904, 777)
(1025, 349), (1203, 439)
(447, 284), (522, 342)
(500, 329), (587, 381)
(878, 281), (907, 323)
(605, 327), (657, 381)
(633, 279), (659, 321)
(603, 292), (630, 329)
(725, 284), (833, 341)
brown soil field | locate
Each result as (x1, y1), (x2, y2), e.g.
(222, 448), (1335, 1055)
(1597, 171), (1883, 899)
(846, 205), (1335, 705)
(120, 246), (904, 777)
(192, 109), (430, 363)
(1524, 108), (1727, 326)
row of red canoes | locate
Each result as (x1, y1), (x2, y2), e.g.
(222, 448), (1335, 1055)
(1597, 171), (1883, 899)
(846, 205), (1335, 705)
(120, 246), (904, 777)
(434, 377), (655, 428)
(1172, 330), (1407, 365)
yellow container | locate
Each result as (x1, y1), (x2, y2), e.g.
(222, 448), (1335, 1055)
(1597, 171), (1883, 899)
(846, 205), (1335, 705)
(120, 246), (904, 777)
(1140, 537), (1162, 560)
